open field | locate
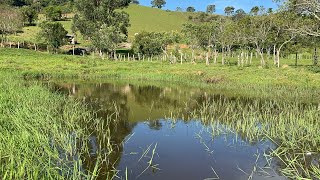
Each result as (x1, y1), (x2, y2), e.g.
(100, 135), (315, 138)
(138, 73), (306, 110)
(1, 48), (320, 103)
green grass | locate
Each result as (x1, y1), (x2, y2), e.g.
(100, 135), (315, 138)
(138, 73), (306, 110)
(0, 48), (320, 103)
(7, 4), (189, 44)
(124, 4), (189, 40)
(0, 72), (95, 179)
(0, 70), (125, 179)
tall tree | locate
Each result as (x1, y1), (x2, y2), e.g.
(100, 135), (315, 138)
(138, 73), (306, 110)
(73, 0), (130, 54)
(21, 5), (38, 25)
(151, 0), (166, 9)
(0, 5), (23, 44)
(38, 21), (67, 52)
(206, 4), (216, 14)
(44, 6), (62, 21)
(224, 6), (235, 16)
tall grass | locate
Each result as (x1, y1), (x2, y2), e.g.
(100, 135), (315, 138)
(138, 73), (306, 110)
(0, 72), (109, 179)
(187, 95), (320, 179)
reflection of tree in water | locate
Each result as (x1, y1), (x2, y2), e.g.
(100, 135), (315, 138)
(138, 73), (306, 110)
(148, 120), (163, 130)
(52, 83), (137, 179)
(130, 85), (181, 110)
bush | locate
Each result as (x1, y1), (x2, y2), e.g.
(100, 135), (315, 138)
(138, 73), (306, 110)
(132, 31), (180, 56)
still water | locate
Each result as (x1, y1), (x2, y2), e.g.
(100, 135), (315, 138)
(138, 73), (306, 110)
(53, 81), (286, 180)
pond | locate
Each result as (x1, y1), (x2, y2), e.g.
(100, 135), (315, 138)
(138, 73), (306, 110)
(52, 81), (289, 180)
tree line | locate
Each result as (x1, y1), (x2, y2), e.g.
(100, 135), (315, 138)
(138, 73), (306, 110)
(0, 0), (319, 67)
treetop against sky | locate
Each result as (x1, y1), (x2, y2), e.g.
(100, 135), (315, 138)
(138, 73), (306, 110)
(139, 0), (279, 13)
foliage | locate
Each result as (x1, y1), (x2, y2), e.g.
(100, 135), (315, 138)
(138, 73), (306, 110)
(38, 21), (67, 52)
(224, 6), (235, 16)
(73, 0), (130, 52)
(151, 0), (166, 9)
(91, 25), (126, 52)
(20, 5), (38, 25)
(186, 6), (195, 12)
(132, 31), (179, 56)
(44, 5), (62, 21)
(131, 0), (139, 4)
(0, 5), (23, 36)
(206, 4), (215, 14)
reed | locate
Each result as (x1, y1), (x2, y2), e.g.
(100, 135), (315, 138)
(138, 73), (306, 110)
(0, 72), (118, 179)
(186, 95), (320, 179)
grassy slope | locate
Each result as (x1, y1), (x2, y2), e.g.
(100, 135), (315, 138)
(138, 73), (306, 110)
(1, 48), (320, 102)
(124, 4), (189, 40)
(8, 4), (189, 43)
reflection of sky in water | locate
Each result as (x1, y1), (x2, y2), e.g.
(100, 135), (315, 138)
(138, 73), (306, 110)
(117, 120), (285, 180)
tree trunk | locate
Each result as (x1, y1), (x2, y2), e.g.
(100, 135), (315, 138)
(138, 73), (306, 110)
(192, 49), (195, 63)
(295, 52), (298, 67)
(214, 47), (217, 64)
(256, 47), (265, 67)
(222, 47), (225, 65)
(276, 49), (281, 68)
(273, 45), (277, 65)
(241, 51), (244, 67)
(206, 52), (209, 65)
(314, 47), (318, 66)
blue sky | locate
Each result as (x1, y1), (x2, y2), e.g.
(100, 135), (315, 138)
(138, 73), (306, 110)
(138, 0), (279, 14)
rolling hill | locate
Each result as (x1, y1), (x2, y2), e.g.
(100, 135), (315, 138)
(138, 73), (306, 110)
(9, 4), (190, 44)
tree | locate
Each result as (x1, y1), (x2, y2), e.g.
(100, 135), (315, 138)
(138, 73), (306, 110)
(1, 0), (31, 6)
(284, 0), (320, 37)
(151, 0), (166, 9)
(91, 25), (126, 54)
(0, 5), (23, 44)
(250, 6), (260, 15)
(233, 9), (246, 20)
(247, 14), (273, 67)
(131, 0), (139, 4)
(73, 0), (130, 54)
(21, 5), (38, 25)
(186, 6), (195, 12)
(224, 6), (235, 16)
(176, 7), (183, 12)
(38, 21), (67, 52)
(44, 6), (62, 21)
(132, 31), (179, 56)
(206, 4), (215, 14)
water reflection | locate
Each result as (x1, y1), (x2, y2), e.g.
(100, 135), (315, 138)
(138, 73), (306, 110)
(52, 81), (286, 180)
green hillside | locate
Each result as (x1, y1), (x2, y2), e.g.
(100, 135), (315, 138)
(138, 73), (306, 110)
(8, 4), (189, 44)
(124, 4), (189, 40)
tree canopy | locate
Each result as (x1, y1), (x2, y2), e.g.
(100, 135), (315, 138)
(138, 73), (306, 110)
(73, 0), (130, 52)
(151, 0), (166, 9)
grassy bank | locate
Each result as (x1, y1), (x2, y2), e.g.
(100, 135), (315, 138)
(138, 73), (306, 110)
(1, 48), (320, 103)
(0, 72), (102, 179)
